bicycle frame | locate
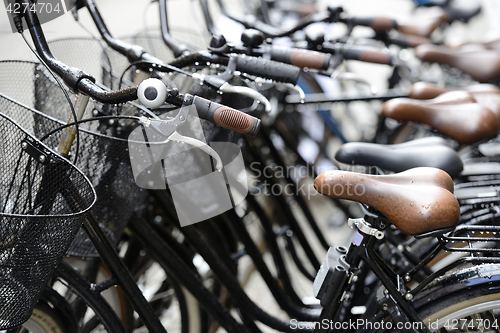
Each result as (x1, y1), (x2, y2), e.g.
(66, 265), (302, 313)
(313, 215), (432, 333)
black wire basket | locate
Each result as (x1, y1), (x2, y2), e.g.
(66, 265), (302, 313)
(0, 60), (147, 257)
(0, 111), (95, 329)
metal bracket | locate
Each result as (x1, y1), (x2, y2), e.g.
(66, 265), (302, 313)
(397, 275), (408, 295)
(21, 138), (51, 165)
(313, 246), (350, 307)
(348, 218), (384, 239)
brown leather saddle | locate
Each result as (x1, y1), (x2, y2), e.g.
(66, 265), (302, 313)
(409, 82), (500, 119)
(409, 82), (500, 100)
(314, 168), (460, 236)
(415, 44), (500, 82)
(453, 35), (500, 53)
(382, 91), (500, 144)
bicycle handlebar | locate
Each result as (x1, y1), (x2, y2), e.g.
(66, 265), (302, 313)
(82, 0), (163, 65)
(266, 46), (331, 70)
(210, 30), (394, 70)
(137, 79), (261, 136)
(158, 0), (191, 57)
(77, 79), (138, 103)
(85, 0), (301, 85)
(19, 4), (261, 136)
(190, 95), (261, 136)
(334, 44), (393, 65)
(234, 55), (301, 84)
(22, 0), (95, 91)
(167, 52), (300, 85)
(201, 0), (336, 38)
(386, 34), (432, 48)
(345, 17), (398, 33)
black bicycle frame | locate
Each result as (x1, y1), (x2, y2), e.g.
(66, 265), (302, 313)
(27, 158), (167, 333)
(317, 229), (431, 333)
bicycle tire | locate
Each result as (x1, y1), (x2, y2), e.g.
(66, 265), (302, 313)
(360, 263), (500, 333)
(19, 302), (69, 333)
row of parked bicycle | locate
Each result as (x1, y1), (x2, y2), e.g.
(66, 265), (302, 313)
(0, 0), (499, 332)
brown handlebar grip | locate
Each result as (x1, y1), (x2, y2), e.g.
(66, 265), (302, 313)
(358, 49), (392, 65)
(270, 46), (331, 70)
(405, 35), (432, 48)
(213, 106), (261, 136)
(289, 50), (330, 69)
(342, 46), (393, 65)
(370, 17), (397, 32)
(192, 96), (261, 137)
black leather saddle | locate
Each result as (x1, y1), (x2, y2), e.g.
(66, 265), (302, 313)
(335, 137), (463, 178)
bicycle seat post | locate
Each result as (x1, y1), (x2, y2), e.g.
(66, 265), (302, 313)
(313, 211), (385, 329)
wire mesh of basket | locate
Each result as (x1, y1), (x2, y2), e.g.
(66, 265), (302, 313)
(0, 111), (95, 329)
(0, 60), (147, 257)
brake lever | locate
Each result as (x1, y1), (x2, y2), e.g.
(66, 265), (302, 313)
(138, 108), (224, 172)
(254, 77), (306, 102)
(219, 82), (272, 112)
(193, 56), (272, 112)
(167, 132), (224, 171)
(331, 71), (378, 96)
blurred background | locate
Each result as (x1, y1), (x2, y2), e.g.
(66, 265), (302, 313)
(0, 1), (496, 331)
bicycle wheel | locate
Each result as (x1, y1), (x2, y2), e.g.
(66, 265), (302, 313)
(120, 232), (206, 333)
(18, 302), (70, 333)
(416, 264), (500, 332)
(362, 264), (500, 333)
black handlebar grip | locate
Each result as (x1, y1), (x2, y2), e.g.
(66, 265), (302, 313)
(342, 46), (393, 65)
(234, 55), (300, 85)
(192, 96), (261, 137)
(269, 46), (331, 70)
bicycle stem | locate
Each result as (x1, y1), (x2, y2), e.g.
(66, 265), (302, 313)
(19, 0), (139, 103)
(158, 0), (191, 57)
(82, 0), (163, 65)
(20, 0), (94, 91)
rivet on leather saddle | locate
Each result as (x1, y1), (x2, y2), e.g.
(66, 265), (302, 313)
(314, 168), (460, 236)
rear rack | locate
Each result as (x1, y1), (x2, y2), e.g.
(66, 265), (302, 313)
(438, 225), (500, 253)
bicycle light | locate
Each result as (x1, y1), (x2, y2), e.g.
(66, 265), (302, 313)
(137, 78), (168, 109)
